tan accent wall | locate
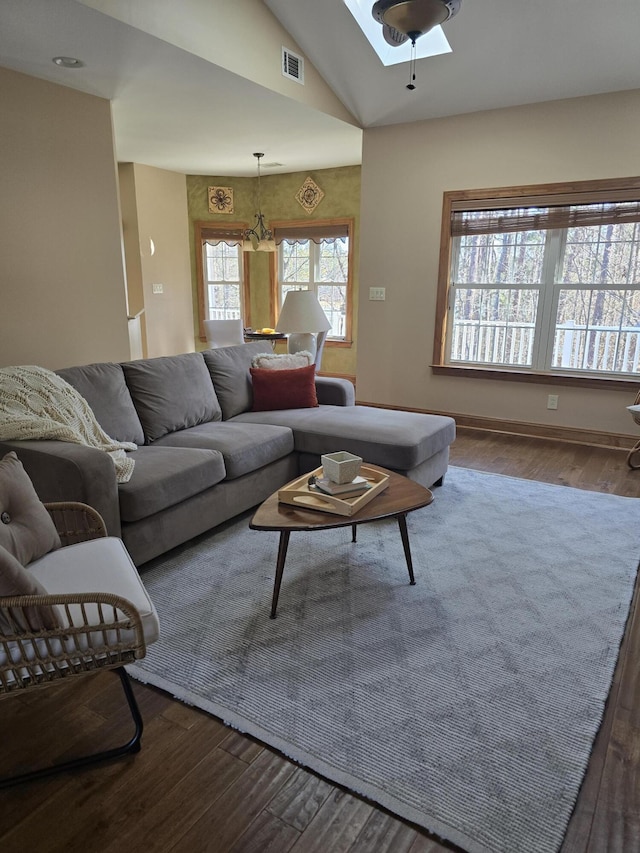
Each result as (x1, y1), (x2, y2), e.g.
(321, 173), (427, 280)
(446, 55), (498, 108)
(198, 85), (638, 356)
(357, 89), (640, 437)
(0, 67), (130, 370)
(119, 164), (194, 358)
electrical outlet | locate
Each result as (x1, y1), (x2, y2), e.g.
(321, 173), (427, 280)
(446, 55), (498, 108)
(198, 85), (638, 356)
(547, 394), (559, 410)
(369, 287), (386, 301)
(152, 283), (164, 294)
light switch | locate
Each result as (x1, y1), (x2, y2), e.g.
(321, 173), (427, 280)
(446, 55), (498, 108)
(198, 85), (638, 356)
(152, 283), (164, 294)
(369, 287), (386, 301)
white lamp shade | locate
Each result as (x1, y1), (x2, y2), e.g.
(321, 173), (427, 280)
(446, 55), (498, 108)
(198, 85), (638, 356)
(276, 290), (331, 334)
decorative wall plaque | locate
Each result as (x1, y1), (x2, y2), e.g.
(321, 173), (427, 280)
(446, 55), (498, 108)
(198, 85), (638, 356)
(295, 177), (324, 214)
(208, 186), (234, 214)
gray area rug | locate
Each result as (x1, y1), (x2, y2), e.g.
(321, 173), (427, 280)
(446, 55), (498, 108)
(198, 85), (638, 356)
(129, 467), (640, 853)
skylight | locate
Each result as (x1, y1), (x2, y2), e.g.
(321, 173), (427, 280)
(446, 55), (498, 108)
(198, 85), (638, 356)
(343, 0), (453, 67)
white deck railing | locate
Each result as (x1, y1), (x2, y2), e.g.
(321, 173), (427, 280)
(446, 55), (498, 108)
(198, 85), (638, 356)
(450, 320), (640, 373)
(208, 308), (242, 320)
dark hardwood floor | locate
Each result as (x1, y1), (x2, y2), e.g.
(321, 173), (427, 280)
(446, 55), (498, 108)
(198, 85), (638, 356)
(1, 430), (639, 852)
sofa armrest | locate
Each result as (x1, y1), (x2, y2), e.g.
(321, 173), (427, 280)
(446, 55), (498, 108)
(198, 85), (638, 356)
(315, 377), (355, 407)
(0, 440), (121, 537)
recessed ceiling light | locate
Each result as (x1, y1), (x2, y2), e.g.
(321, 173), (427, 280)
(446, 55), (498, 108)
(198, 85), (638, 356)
(52, 56), (85, 69)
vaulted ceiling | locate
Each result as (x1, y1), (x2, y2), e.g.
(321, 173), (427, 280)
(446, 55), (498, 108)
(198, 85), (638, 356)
(1, 0), (639, 176)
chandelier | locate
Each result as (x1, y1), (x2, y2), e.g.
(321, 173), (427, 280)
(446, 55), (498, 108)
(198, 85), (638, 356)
(242, 153), (276, 253)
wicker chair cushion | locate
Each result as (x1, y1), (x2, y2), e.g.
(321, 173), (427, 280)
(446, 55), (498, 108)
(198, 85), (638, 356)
(28, 536), (160, 645)
(1, 537), (159, 686)
(0, 544), (59, 631)
(0, 452), (61, 565)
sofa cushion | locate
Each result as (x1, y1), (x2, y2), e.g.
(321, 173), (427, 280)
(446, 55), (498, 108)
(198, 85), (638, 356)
(117, 446), (226, 522)
(152, 421), (294, 480)
(122, 353), (222, 443)
(0, 451), (61, 565)
(250, 365), (318, 412)
(203, 342), (271, 420)
(56, 362), (145, 446)
(232, 406), (456, 471)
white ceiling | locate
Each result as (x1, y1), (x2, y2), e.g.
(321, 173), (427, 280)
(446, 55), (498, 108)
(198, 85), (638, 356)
(266, 0), (640, 128)
(1, 0), (640, 177)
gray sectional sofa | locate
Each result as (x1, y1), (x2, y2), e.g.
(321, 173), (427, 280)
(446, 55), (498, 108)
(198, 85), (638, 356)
(0, 342), (455, 566)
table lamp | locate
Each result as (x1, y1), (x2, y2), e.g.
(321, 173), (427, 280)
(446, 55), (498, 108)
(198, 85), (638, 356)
(275, 290), (331, 363)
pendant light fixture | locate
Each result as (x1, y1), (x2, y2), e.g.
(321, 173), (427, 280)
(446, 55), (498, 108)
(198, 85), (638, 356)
(242, 153), (276, 253)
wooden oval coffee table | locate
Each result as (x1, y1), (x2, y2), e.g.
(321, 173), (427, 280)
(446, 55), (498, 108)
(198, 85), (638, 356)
(250, 464), (434, 617)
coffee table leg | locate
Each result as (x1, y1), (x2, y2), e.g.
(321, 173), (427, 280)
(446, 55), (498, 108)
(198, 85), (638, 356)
(397, 513), (416, 585)
(351, 523), (357, 543)
(270, 530), (291, 618)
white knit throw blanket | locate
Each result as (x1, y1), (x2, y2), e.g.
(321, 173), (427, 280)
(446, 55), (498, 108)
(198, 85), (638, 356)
(0, 365), (136, 484)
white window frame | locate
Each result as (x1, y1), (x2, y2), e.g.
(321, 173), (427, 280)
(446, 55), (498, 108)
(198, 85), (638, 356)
(271, 219), (354, 344)
(194, 221), (251, 342)
(202, 240), (244, 321)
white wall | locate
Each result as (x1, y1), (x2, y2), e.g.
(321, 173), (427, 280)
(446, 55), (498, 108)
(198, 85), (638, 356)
(119, 164), (195, 358)
(79, 0), (357, 125)
(0, 67), (130, 369)
(357, 89), (640, 437)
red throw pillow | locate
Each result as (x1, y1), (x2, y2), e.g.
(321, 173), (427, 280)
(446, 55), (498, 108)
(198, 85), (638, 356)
(250, 364), (318, 412)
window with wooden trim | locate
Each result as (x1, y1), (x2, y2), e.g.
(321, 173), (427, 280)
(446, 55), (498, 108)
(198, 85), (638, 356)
(272, 219), (354, 343)
(434, 179), (640, 381)
(194, 221), (251, 341)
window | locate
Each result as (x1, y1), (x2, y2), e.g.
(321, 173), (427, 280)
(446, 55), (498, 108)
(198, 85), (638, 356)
(435, 179), (640, 382)
(272, 220), (354, 343)
(194, 222), (250, 341)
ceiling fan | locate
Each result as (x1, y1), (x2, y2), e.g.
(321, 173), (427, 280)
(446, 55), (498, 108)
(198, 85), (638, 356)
(372, 0), (461, 45)
(372, 0), (461, 88)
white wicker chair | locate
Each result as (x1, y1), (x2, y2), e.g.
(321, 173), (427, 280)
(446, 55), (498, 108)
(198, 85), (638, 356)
(0, 502), (159, 788)
(204, 318), (245, 348)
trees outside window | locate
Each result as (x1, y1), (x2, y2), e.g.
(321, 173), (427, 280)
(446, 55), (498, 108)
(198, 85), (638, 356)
(194, 222), (250, 342)
(435, 180), (640, 381)
(203, 240), (243, 320)
(273, 219), (354, 343)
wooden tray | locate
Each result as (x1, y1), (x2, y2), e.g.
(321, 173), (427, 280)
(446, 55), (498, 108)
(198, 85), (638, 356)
(278, 465), (389, 516)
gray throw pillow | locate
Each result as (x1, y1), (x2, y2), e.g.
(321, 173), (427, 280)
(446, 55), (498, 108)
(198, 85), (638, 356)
(0, 452), (61, 566)
(0, 543), (59, 632)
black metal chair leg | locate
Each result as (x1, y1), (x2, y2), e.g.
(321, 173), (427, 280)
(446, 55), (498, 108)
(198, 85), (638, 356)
(0, 667), (144, 790)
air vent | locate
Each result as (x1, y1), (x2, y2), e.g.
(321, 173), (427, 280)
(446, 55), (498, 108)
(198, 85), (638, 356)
(282, 47), (304, 84)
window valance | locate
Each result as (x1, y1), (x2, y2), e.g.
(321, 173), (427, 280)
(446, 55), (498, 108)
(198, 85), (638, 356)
(200, 225), (246, 247)
(273, 223), (349, 246)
